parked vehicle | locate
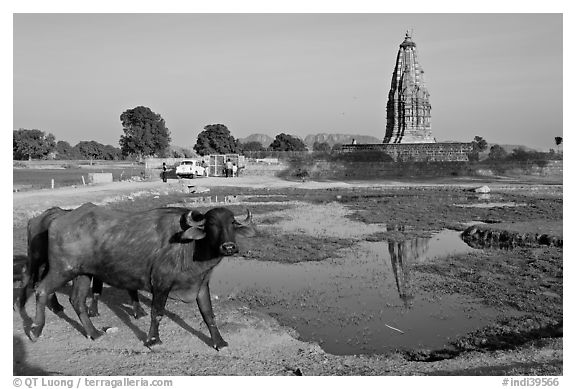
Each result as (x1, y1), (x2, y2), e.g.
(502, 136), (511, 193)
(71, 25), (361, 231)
(175, 159), (206, 178)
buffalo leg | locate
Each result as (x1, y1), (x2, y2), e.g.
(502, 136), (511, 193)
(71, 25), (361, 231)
(18, 266), (63, 314)
(197, 278), (228, 350)
(128, 290), (147, 319)
(30, 270), (72, 341)
(144, 290), (169, 347)
(38, 263), (65, 313)
(70, 275), (102, 340)
(16, 265), (31, 311)
(88, 277), (103, 317)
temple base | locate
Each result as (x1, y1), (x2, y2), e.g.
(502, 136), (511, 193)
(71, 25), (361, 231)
(340, 142), (473, 162)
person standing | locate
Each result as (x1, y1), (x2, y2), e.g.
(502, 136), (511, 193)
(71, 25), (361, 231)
(232, 163), (238, 177)
(226, 159), (233, 178)
(162, 162), (167, 183)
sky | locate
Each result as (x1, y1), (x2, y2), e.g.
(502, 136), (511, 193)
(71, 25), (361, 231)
(13, 13), (563, 150)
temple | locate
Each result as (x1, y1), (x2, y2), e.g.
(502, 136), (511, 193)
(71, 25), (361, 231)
(340, 31), (472, 161)
(384, 31), (435, 144)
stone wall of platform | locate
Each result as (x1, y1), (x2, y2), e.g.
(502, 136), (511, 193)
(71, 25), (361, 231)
(340, 142), (473, 162)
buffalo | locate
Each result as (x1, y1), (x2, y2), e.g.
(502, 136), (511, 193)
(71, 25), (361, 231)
(30, 206), (256, 350)
(18, 204), (145, 318)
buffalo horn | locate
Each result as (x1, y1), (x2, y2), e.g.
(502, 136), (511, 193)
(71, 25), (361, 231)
(244, 208), (252, 223)
(185, 210), (205, 228)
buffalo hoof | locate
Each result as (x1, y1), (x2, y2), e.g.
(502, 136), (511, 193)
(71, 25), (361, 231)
(144, 337), (163, 348)
(29, 325), (43, 342)
(133, 307), (148, 319)
(87, 330), (103, 341)
(213, 339), (228, 351)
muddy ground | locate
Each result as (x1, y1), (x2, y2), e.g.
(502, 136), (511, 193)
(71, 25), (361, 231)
(12, 175), (563, 375)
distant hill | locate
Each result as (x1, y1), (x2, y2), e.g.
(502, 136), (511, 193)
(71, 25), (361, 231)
(304, 133), (381, 147)
(239, 134), (274, 148)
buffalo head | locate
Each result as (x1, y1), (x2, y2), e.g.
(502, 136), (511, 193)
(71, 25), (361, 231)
(181, 207), (256, 257)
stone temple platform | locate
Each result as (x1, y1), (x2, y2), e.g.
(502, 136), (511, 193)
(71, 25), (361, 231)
(340, 142), (473, 162)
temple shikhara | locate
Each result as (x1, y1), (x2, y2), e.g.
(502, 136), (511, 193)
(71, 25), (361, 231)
(384, 31), (434, 144)
(342, 31), (472, 161)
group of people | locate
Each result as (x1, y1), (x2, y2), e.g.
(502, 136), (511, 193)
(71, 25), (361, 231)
(225, 158), (238, 178)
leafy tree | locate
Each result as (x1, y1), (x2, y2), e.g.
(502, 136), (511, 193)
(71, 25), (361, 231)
(240, 141), (266, 152)
(101, 144), (122, 160)
(119, 106), (171, 159)
(471, 136), (488, 152)
(313, 141), (331, 152)
(75, 141), (102, 163)
(468, 135), (488, 162)
(194, 124), (240, 156)
(554, 136), (563, 153)
(55, 140), (75, 159)
(488, 144), (508, 160)
(13, 128), (56, 160)
(269, 133), (307, 151)
(71, 141), (121, 162)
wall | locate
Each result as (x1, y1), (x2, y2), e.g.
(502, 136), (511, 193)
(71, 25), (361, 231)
(340, 142), (473, 162)
(281, 160), (563, 180)
(88, 172), (113, 184)
(243, 161), (288, 176)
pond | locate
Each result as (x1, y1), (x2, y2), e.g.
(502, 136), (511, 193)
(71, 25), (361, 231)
(211, 230), (507, 355)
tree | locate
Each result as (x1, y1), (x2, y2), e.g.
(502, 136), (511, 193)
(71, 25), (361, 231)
(471, 136), (488, 152)
(13, 128), (56, 160)
(555, 136), (563, 153)
(313, 141), (331, 152)
(269, 133), (307, 151)
(71, 141), (122, 162)
(101, 144), (122, 160)
(468, 135), (488, 162)
(75, 141), (103, 163)
(119, 106), (171, 159)
(193, 124), (240, 156)
(488, 144), (508, 160)
(240, 141), (266, 152)
(55, 140), (75, 159)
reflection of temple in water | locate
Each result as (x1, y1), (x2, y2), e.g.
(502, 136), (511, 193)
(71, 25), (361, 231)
(388, 237), (430, 307)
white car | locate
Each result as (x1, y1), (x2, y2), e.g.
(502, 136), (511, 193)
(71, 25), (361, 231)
(175, 160), (206, 178)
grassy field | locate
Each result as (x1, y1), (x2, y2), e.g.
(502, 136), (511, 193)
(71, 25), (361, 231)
(13, 164), (149, 190)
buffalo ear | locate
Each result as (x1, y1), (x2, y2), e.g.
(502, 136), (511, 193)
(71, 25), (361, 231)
(235, 224), (256, 238)
(180, 227), (206, 241)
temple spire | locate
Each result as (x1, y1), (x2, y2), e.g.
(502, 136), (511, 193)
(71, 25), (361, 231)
(384, 31), (435, 144)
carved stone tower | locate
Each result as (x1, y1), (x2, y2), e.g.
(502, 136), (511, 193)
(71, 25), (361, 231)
(384, 31), (435, 144)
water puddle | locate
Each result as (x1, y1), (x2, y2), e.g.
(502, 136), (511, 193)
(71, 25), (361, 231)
(211, 230), (503, 355)
(455, 202), (527, 209)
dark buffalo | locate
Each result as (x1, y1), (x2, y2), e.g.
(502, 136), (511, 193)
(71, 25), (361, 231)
(30, 206), (256, 350)
(18, 203), (145, 319)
